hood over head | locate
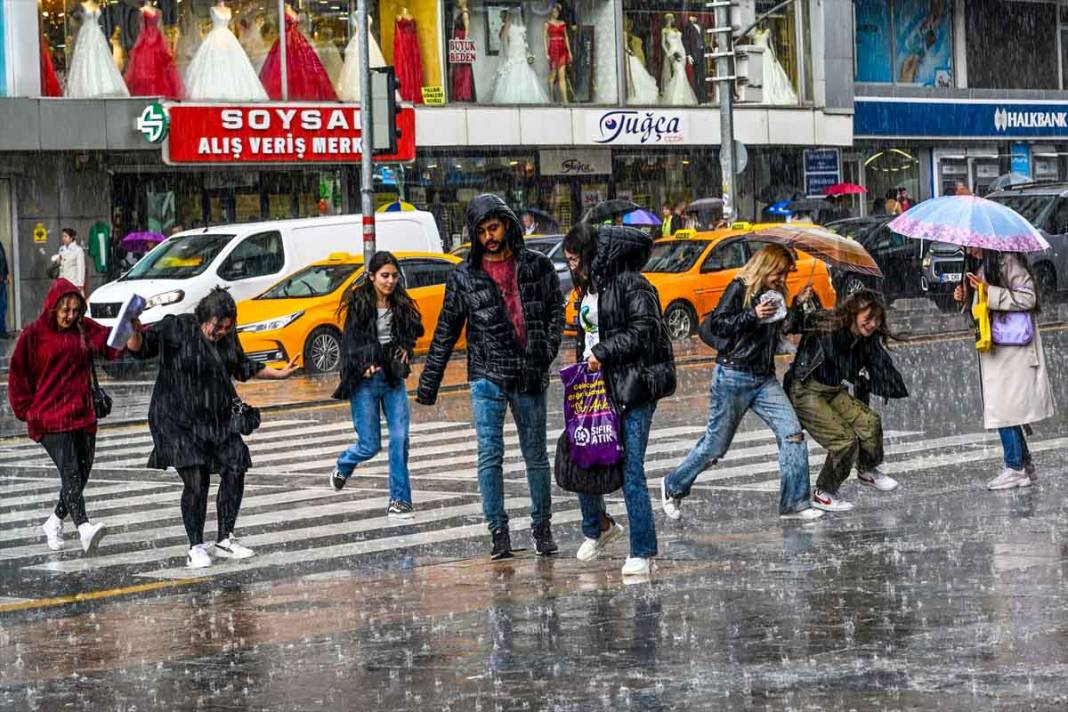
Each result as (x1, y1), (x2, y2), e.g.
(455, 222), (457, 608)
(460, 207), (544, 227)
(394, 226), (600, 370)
(38, 278), (86, 331)
(465, 193), (524, 268)
(591, 225), (653, 289)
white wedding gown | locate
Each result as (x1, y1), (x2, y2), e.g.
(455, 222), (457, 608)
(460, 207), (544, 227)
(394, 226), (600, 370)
(660, 28), (696, 105)
(625, 49), (659, 104)
(66, 5), (129, 97)
(490, 23), (548, 104)
(239, 9), (268, 72)
(316, 34), (344, 87)
(185, 5), (268, 101)
(337, 15), (388, 101)
(753, 29), (797, 105)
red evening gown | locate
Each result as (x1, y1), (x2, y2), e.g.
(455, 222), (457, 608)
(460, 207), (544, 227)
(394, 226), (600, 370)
(546, 22), (570, 71)
(260, 12), (338, 101)
(124, 10), (184, 98)
(39, 35), (62, 97)
(449, 25), (475, 102)
(393, 17), (424, 103)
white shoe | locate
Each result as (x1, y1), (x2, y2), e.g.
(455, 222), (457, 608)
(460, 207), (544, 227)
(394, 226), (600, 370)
(77, 521), (106, 554)
(576, 522), (625, 562)
(214, 537), (255, 560)
(41, 514), (64, 551)
(660, 479), (682, 521)
(780, 508), (824, 521)
(812, 489), (855, 512)
(621, 557), (655, 576)
(987, 468), (1031, 491)
(857, 468), (900, 491)
(187, 544), (212, 568)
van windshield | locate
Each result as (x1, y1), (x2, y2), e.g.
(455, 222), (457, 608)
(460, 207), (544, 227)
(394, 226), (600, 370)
(258, 263), (361, 298)
(123, 234), (235, 280)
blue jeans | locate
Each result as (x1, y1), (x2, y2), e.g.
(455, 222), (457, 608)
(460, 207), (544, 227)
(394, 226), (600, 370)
(336, 372), (412, 504)
(0, 281), (8, 335)
(578, 403), (658, 558)
(470, 378), (551, 532)
(998, 426), (1031, 470)
(664, 365), (812, 515)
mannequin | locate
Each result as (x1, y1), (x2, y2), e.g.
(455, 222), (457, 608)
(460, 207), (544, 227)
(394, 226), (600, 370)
(260, 3), (337, 100)
(185, 0), (268, 100)
(110, 26), (125, 71)
(337, 13), (387, 101)
(393, 6), (424, 102)
(660, 13), (696, 106)
(239, 10), (269, 72)
(543, 3), (571, 103)
(682, 15), (708, 102)
(315, 25), (344, 86)
(450, 0), (475, 102)
(125, 0), (184, 98)
(490, 8), (548, 103)
(623, 16), (658, 104)
(66, 0), (130, 97)
(751, 27), (798, 104)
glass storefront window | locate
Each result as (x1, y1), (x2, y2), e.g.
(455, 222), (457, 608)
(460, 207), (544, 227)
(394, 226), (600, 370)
(612, 151), (719, 224)
(966, 0), (1055, 90)
(735, 0), (806, 103)
(444, 0), (617, 105)
(620, 1), (713, 106)
(853, 0), (952, 87)
(861, 147), (920, 213)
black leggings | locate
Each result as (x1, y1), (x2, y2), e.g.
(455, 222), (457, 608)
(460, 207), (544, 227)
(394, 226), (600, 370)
(176, 466), (246, 547)
(40, 430), (97, 527)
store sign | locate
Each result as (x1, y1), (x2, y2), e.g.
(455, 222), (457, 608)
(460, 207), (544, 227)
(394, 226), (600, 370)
(803, 148), (841, 198)
(539, 149), (611, 176)
(448, 38), (476, 64)
(856, 98), (1068, 138)
(161, 104), (416, 165)
(585, 110), (687, 145)
(137, 102), (169, 144)
(1011, 142), (1031, 178)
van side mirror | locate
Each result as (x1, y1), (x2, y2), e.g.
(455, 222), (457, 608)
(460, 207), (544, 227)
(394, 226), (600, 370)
(220, 260), (246, 281)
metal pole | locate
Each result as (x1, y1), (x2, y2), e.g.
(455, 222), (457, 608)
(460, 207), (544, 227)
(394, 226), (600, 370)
(277, 0), (288, 101)
(357, 0), (376, 264)
(710, 1), (736, 221)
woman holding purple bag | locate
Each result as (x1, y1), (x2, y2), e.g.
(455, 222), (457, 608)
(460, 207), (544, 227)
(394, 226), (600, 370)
(562, 223), (676, 577)
(954, 248), (1053, 490)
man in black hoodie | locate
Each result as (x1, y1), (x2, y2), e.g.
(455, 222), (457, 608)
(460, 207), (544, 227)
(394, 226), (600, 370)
(417, 194), (564, 559)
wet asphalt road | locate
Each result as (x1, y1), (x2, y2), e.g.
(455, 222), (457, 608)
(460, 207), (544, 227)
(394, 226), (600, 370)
(2, 327), (1068, 710)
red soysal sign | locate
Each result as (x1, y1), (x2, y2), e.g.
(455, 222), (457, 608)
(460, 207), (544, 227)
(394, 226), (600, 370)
(162, 103), (416, 165)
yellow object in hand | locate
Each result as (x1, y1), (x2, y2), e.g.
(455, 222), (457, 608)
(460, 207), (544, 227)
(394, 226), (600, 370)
(972, 281), (992, 352)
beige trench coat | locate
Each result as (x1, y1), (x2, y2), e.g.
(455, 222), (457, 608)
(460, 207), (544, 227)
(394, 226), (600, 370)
(973, 254), (1054, 430)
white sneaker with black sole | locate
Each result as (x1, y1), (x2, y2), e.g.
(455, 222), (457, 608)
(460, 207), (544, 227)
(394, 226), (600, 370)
(780, 508), (824, 521)
(77, 521), (106, 554)
(660, 478), (682, 521)
(187, 544), (212, 568)
(41, 514), (64, 551)
(856, 467), (900, 491)
(812, 489), (855, 512)
(214, 536), (255, 559)
(387, 500), (415, 520)
(576, 522), (625, 562)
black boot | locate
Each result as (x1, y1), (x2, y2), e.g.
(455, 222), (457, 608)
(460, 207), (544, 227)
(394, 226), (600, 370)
(531, 522), (558, 556)
(490, 527), (513, 560)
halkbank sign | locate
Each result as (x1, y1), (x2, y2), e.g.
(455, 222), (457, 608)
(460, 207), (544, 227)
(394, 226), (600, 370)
(855, 97), (1068, 139)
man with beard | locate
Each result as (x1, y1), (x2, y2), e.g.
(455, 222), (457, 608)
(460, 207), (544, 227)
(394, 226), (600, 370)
(417, 194), (564, 560)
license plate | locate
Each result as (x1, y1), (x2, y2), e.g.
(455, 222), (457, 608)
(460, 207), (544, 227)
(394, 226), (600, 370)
(940, 273), (961, 283)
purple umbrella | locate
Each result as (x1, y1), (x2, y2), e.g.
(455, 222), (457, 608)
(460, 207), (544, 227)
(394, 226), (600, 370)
(888, 195), (1050, 252)
(121, 231), (166, 253)
(622, 209), (662, 227)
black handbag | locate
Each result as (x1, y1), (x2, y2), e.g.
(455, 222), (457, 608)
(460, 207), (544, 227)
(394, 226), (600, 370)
(89, 353), (112, 420)
(229, 397), (261, 436)
(553, 431), (623, 495)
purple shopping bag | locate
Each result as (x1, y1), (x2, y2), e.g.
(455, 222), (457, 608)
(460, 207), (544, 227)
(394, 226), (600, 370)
(560, 363), (624, 469)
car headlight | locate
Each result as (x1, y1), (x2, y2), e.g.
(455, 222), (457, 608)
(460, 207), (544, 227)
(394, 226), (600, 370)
(922, 256), (931, 269)
(237, 310), (305, 334)
(144, 289), (185, 309)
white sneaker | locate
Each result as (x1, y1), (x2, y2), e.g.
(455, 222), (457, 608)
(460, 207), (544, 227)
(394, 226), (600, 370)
(187, 544), (212, 568)
(621, 557), (655, 576)
(987, 468), (1031, 491)
(660, 479), (682, 521)
(77, 521), (106, 554)
(41, 514), (64, 551)
(576, 521), (625, 562)
(812, 489), (855, 512)
(857, 467), (900, 491)
(780, 508), (824, 521)
(214, 537), (255, 560)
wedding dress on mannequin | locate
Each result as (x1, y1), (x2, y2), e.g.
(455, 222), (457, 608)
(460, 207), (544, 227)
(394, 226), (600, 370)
(753, 28), (797, 105)
(65, 2), (130, 97)
(490, 17), (548, 104)
(659, 21), (696, 106)
(337, 13), (387, 101)
(185, 3), (268, 101)
(624, 33), (658, 104)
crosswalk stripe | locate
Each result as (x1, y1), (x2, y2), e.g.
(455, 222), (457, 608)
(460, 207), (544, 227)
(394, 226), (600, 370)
(0, 481), (165, 509)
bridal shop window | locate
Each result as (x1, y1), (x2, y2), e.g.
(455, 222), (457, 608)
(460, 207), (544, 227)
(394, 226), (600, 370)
(444, 0), (618, 104)
(733, 0), (808, 104)
(853, 0), (953, 88)
(620, 2), (716, 106)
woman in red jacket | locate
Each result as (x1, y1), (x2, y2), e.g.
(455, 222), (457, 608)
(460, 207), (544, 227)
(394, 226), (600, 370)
(8, 279), (119, 554)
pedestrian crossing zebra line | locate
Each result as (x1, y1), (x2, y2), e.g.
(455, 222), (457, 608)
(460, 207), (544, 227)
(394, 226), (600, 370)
(0, 481), (166, 509)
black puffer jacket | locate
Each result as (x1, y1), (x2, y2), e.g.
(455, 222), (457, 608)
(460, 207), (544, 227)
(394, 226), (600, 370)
(575, 226), (676, 408)
(332, 295), (424, 400)
(785, 325), (908, 402)
(701, 277), (805, 376)
(417, 194), (563, 404)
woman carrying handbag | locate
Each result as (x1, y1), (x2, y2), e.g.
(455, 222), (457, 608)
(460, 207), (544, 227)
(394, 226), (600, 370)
(561, 223), (676, 577)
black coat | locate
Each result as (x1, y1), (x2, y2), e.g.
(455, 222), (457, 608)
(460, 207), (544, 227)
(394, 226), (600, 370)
(785, 324), (908, 403)
(133, 314), (264, 473)
(574, 226), (676, 408)
(682, 20), (708, 103)
(332, 297), (424, 399)
(417, 194), (563, 404)
(700, 278), (804, 376)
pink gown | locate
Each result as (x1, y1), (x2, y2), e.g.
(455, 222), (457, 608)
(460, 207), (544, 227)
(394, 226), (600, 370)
(124, 9), (184, 98)
(260, 12), (338, 101)
(393, 17), (424, 103)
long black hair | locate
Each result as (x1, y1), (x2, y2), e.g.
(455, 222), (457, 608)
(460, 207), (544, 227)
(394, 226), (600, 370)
(338, 251), (421, 327)
(963, 249), (1041, 312)
(562, 222), (599, 298)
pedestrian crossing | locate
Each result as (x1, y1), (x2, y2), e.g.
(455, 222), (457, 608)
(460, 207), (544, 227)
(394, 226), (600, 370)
(0, 414), (1055, 592)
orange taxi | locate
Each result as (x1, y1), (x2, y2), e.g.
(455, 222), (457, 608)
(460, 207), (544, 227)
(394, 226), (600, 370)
(236, 251), (463, 373)
(565, 226), (837, 340)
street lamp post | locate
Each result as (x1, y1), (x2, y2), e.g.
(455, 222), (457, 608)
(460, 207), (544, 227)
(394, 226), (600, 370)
(357, 0), (376, 266)
(709, 0), (736, 222)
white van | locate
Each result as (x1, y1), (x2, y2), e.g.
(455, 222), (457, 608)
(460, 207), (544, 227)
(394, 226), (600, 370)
(88, 212), (442, 327)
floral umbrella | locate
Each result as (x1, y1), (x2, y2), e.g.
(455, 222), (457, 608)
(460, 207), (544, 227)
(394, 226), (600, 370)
(888, 195), (1050, 253)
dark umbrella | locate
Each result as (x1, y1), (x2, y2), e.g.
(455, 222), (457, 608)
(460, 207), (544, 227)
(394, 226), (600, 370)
(518, 207), (559, 233)
(787, 198), (829, 213)
(687, 197), (724, 213)
(582, 199), (641, 224)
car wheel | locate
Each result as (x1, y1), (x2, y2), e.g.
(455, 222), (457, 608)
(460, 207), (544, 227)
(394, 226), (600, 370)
(303, 327), (342, 373)
(842, 275), (867, 296)
(663, 302), (696, 340)
(1035, 262), (1057, 299)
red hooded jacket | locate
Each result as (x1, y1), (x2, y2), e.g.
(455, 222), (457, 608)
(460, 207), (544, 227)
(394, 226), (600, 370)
(8, 279), (118, 441)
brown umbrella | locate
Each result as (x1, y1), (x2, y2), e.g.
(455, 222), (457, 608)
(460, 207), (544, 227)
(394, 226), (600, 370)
(750, 225), (883, 277)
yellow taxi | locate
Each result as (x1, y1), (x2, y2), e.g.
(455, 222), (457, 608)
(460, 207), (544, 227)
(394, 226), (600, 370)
(565, 226), (837, 340)
(236, 251), (463, 373)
